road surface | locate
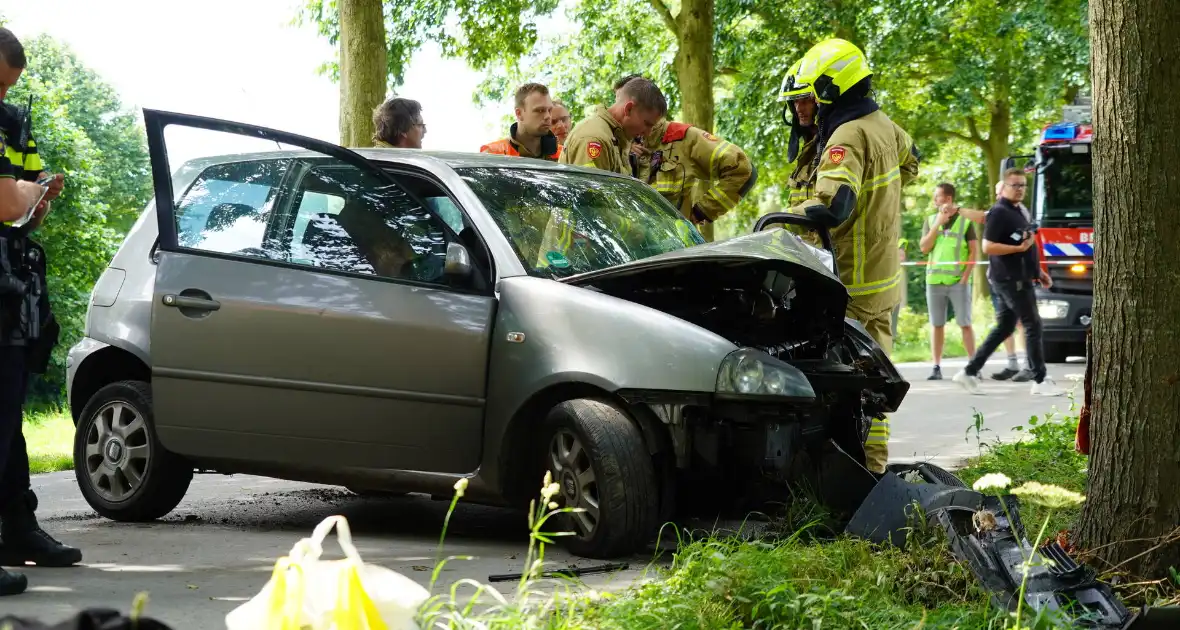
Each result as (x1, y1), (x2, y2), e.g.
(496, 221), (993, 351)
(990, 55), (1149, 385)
(6, 356), (1084, 626)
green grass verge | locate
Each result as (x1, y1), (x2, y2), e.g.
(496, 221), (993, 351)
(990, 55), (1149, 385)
(24, 408), (74, 474)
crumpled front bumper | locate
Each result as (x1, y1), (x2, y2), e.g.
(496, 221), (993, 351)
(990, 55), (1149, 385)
(844, 463), (1180, 630)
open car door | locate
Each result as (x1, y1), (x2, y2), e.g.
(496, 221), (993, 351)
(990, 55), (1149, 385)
(141, 109), (494, 474)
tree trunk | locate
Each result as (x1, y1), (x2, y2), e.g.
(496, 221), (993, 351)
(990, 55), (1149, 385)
(673, 0), (714, 131)
(338, 0), (388, 147)
(1076, 0), (1180, 580)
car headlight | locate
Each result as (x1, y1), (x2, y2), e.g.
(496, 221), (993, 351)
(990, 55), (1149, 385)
(716, 348), (815, 400)
(1037, 299), (1069, 320)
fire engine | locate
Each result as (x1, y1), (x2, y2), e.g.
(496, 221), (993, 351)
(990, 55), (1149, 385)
(1003, 99), (1093, 362)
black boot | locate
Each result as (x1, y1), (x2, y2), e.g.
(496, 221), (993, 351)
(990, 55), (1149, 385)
(0, 566), (26, 595)
(0, 490), (83, 567)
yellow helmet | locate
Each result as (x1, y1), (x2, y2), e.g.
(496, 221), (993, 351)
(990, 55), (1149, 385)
(779, 38), (872, 105)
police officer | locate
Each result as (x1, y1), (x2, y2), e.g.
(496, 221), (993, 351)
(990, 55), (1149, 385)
(559, 76), (666, 175)
(0, 28), (82, 597)
(781, 38), (921, 474)
(480, 83), (563, 161)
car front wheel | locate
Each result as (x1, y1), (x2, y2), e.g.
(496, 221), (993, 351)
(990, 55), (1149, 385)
(74, 380), (193, 521)
(541, 398), (658, 559)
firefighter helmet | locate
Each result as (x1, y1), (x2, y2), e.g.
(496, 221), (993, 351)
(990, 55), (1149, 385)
(780, 38), (872, 105)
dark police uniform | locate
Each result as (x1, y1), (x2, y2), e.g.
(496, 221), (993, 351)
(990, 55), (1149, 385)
(0, 102), (80, 597)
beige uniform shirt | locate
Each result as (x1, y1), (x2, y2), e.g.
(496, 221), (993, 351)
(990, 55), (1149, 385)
(558, 106), (634, 175)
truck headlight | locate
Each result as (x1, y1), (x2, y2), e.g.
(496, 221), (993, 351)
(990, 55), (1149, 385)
(1037, 299), (1069, 320)
(716, 348), (815, 400)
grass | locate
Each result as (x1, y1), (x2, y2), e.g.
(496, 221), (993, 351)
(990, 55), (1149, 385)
(23, 407), (74, 474)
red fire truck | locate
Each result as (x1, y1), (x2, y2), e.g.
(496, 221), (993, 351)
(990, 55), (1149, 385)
(1003, 105), (1093, 362)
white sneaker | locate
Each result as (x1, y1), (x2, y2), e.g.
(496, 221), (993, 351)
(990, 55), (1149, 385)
(1031, 378), (1064, 396)
(953, 369), (984, 395)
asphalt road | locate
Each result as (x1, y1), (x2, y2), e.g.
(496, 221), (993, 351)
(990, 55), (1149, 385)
(6, 355), (1085, 627)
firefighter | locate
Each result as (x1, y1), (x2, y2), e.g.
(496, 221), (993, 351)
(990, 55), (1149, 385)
(480, 83), (563, 161)
(632, 118), (757, 242)
(559, 76), (666, 175)
(781, 38), (921, 473)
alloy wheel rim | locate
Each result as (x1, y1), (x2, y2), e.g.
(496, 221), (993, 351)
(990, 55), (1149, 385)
(84, 401), (151, 503)
(548, 429), (600, 539)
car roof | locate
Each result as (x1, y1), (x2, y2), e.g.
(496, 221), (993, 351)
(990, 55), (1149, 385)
(175, 148), (634, 181)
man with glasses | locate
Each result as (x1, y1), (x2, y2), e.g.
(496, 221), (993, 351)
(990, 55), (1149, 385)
(953, 168), (1062, 396)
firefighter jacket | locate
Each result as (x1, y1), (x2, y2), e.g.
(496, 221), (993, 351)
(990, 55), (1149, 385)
(558, 106), (633, 175)
(790, 109), (920, 313)
(636, 121), (757, 234)
(480, 123), (563, 161)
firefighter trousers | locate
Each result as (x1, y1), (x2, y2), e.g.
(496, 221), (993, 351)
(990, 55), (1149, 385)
(846, 298), (893, 474)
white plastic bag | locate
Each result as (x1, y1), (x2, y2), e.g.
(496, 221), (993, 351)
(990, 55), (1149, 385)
(225, 515), (431, 630)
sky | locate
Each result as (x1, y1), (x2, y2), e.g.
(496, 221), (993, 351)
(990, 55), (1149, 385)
(2, 0), (557, 166)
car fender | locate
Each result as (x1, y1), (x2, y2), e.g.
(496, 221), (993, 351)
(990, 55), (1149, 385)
(479, 275), (737, 491)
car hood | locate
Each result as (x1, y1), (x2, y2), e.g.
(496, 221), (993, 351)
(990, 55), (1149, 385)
(561, 228), (842, 293)
(562, 228), (850, 359)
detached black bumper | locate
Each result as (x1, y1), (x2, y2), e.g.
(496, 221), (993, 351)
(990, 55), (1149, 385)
(1035, 289), (1091, 346)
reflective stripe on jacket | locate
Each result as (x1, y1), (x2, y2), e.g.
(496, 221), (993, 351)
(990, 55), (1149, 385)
(636, 121), (755, 228)
(558, 106), (633, 175)
(791, 109), (920, 311)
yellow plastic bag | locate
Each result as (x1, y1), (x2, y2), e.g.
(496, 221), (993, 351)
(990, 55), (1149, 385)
(225, 515), (430, 630)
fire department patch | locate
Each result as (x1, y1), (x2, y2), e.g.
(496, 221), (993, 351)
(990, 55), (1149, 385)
(828, 146), (846, 165)
(702, 131), (718, 141)
(587, 141), (603, 160)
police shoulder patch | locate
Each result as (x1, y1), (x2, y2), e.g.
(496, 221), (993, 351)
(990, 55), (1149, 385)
(828, 146), (847, 165)
(587, 141), (603, 160)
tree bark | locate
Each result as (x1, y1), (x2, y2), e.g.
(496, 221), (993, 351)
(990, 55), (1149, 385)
(338, 0), (388, 147)
(1076, 0), (1180, 580)
(672, 0), (715, 132)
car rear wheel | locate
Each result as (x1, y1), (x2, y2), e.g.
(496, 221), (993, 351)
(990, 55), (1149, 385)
(74, 380), (193, 522)
(541, 398), (658, 559)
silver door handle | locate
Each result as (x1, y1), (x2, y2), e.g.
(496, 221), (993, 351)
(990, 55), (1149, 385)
(162, 294), (221, 311)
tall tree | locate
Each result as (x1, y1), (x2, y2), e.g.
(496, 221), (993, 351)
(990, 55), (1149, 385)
(337, 0), (387, 147)
(1076, 0), (1180, 579)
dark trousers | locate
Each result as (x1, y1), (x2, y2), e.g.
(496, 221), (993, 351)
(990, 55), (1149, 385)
(0, 346), (31, 509)
(967, 279), (1047, 383)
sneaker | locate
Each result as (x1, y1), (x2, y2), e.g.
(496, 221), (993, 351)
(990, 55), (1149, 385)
(1031, 379), (1064, 396)
(953, 369), (984, 395)
(928, 366), (943, 380)
(1012, 368), (1036, 383)
(990, 367), (1019, 381)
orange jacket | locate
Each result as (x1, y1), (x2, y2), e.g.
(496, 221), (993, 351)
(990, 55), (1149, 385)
(480, 124), (563, 161)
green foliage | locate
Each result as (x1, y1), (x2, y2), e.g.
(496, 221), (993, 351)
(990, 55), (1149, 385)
(5, 35), (152, 401)
(295, 0), (561, 91)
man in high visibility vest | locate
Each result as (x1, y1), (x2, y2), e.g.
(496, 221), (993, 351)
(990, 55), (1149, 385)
(480, 83), (563, 162)
(780, 38), (921, 473)
(919, 182), (978, 381)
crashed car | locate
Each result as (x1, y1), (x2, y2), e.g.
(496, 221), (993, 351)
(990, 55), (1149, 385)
(65, 110), (899, 560)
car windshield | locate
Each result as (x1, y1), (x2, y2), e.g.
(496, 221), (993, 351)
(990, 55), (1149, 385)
(1039, 148), (1092, 223)
(456, 167), (707, 278)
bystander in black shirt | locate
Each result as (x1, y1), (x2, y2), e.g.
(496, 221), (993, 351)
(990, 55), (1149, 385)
(983, 197), (1040, 283)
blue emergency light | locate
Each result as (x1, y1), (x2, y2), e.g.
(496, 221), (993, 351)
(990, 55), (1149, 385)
(1043, 123), (1077, 141)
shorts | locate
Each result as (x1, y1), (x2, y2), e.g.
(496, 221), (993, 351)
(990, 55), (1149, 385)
(926, 282), (972, 327)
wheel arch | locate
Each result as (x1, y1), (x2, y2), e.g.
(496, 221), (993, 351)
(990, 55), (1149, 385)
(70, 347), (151, 425)
(497, 382), (671, 507)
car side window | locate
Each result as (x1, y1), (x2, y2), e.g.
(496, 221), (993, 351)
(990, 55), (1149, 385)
(282, 160), (453, 285)
(173, 159), (290, 257)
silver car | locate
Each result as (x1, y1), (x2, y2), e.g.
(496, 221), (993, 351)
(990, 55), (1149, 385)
(65, 110), (909, 559)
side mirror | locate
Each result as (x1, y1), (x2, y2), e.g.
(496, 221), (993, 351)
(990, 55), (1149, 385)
(444, 242), (472, 277)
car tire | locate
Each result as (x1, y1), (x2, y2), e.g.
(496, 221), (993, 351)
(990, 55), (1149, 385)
(1043, 342), (1071, 364)
(540, 398), (658, 559)
(73, 380), (193, 522)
